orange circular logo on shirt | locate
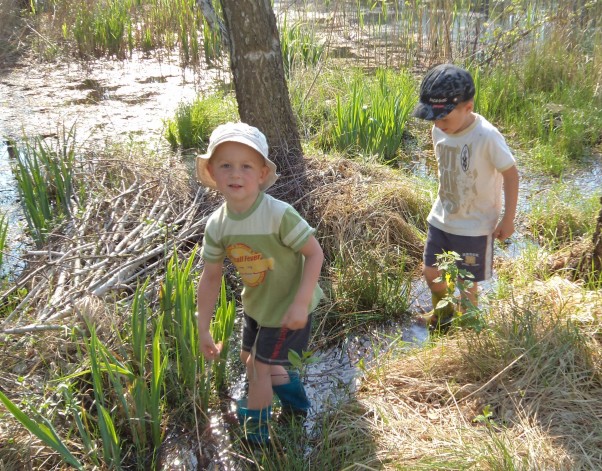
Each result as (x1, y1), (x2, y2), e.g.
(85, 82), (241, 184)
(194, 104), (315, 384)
(226, 243), (274, 287)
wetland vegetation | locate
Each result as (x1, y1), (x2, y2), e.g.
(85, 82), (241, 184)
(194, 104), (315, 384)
(0, 0), (601, 469)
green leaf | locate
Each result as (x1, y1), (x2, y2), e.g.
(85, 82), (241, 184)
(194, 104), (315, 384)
(0, 390), (84, 470)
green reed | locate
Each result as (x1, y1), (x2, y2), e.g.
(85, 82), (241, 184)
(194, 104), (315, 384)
(526, 182), (599, 250)
(329, 69), (416, 162)
(11, 132), (78, 247)
(164, 93), (238, 151)
(210, 276), (236, 392)
(475, 21), (601, 175)
(279, 15), (325, 77)
(0, 389), (84, 470)
(330, 249), (413, 333)
(160, 250), (200, 399)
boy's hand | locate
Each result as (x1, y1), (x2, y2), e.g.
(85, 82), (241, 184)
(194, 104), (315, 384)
(199, 331), (222, 360)
(493, 215), (515, 241)
(281, 302), (309, 330)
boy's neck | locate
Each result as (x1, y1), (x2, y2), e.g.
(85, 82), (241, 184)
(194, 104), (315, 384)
(457, 111), (477, 134)
(225, 191), (262, 215)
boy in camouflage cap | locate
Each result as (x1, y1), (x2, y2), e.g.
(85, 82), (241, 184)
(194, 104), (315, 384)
(412, 64), (519, 330)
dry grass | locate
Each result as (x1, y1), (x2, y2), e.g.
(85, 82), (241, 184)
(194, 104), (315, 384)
(346, 276), (602, 470)
(303, 154), (431, 266)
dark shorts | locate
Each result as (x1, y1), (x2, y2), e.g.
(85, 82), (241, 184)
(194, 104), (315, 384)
(241, 313), (312, 365)
(423, 224), (494, 282)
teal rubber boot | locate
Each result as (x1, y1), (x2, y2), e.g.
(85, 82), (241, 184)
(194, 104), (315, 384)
(236, 398), (271, 446)
(272, 371), (310, 421)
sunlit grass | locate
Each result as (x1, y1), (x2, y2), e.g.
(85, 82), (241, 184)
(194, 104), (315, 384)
(333, 279), (602, 469)
(164, 93), (238, 152)
(327, 68), (416, 163)
(279, 14), (325, 78)
(0, 213), (7, 270)
(526, 182), (598, 249)
(10, 130), (79, 247)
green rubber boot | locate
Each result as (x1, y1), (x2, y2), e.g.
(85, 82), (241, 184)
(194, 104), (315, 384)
(236, 398), (271, 446)
(272, 371), (310, 423)
(429, 291), (456, 331)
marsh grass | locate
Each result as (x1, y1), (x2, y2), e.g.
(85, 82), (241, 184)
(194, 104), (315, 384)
(526, 182), (599, 249)
(279, 15), (325, 78)
(326, 68), (416, 163)
(330, 249), (412, 325)
(11, 132), (78, 248)
(0, 247), (241, 469)
(164, 93), (238, 152)
(0, 213), (7, 270)
(336, 277), (602, 469)
(475, 26), (602, 175)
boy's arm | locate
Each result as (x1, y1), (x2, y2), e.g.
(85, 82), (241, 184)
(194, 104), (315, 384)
(281, 235), (324, 330)
(197, 261), (223, 359)
(493, 165), (519, 241)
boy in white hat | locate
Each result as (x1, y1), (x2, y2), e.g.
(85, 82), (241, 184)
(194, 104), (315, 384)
(195, 122), (324, 446)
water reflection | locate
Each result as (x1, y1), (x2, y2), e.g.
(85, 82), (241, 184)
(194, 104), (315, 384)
(0, 138), (26, 279)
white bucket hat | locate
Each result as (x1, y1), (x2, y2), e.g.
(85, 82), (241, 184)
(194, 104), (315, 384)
(195, 122), (279, 191)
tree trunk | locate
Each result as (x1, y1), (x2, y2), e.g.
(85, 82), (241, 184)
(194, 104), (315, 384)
(218, 0), (306, 203)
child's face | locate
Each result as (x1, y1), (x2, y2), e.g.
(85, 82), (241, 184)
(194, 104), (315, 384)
(208, 141), (269, 213)
(434, 101), (475, 135)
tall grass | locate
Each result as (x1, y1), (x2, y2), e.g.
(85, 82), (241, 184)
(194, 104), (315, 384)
(474, 25), (602, 175)
(526, 182), (599, 249)
(279, 15), (325, 77)
(325, 68), (416, 162)
(160, 250), (201, 402)
(329, 249), (413, 334)
(0, 246), (242, 468)
(164, 93), (238, 152)
(210, 277), (236, 392)
(11, 131), (78, 247)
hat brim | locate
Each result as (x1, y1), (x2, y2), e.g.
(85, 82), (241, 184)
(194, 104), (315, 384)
(195, 154), (278, 191)
(412, 101), (458, 121)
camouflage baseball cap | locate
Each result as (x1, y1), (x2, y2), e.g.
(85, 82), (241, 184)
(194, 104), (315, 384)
(412, 64), (475, 121)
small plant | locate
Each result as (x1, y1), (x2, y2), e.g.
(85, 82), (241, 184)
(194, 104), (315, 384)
(433, 251), (487, 332)
(473, 404), (497, 427)
(288, 349), (319, 377)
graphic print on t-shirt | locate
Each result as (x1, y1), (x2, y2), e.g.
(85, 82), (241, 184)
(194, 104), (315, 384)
(438, 143), (478, 216)
(226, 243), (274, 287)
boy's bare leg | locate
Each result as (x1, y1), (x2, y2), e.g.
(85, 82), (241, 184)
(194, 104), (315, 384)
(240, 351), (289, 387)
(423, 265), (447, 305)
(245, 356), (273, 410)
(270, 365), (289, 386)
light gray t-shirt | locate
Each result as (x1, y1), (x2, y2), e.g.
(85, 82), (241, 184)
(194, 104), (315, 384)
(427, 113), (516, 236)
